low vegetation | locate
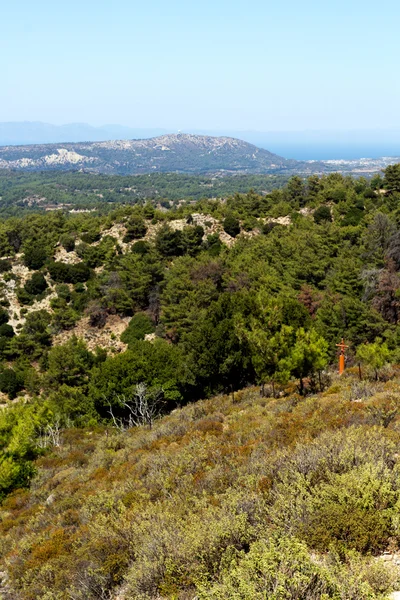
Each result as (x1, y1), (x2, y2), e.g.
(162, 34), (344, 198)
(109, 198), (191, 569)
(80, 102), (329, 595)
(2, 374), (400, 599)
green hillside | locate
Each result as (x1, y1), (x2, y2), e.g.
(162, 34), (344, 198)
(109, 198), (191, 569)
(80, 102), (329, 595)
(2, 166), (400, 598)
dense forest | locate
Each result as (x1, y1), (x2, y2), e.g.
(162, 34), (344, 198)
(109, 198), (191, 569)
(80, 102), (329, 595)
(2, 165), (400, 598)
(0, 170), (290, 217)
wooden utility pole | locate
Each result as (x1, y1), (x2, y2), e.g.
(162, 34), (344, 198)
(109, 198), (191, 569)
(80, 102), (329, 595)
(336, 338), (348, 375)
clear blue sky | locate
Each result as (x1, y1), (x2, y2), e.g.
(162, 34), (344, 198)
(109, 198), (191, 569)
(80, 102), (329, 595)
(1, 0), (399, 131)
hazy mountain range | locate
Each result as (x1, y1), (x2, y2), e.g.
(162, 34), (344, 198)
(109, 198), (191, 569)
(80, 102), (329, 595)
(2, 122), (400, 160)
(0, 133), (319, 175)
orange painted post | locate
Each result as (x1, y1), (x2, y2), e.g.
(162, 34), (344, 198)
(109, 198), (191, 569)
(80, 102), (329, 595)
(336, 338), (349, 375)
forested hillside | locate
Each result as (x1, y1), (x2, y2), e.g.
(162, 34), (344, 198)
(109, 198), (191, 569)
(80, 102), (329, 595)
(0, 170), (290, 217)
(2, 165), (400, 598)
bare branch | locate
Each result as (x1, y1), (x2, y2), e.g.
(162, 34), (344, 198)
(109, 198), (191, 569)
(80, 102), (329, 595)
(107, 384), (165, 430)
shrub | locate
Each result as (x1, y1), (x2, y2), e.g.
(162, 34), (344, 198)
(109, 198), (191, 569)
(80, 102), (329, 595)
(262, 221), (279, 235)
(24, 272), (48, 296)
(223, 214), (241, 237)
(0, 307), (9, 326)
(182, 225), (204, 255)
(131, 240), (150, 255)
(143, 203), (155, 219)
(314, 205), (332, 224)
(0, 259), (12, 273)
(0, 368), (23, 399)
(269, 428), (399, 554)
(155, 225), (185, 257)
(55, 283), (72, 301)
(23, 242), (48, 270)
(60, 234), (76, 252)
(356, 338), (391, 380)
(70, 263), (92, 283)
(123, 216), (147, 242)
(0, 324), (14, 338)
(87, 301), (108, 329)
(80, 229), (101, 243)
(53, 307), (79, 331)
(121, 313), (155, 345)
(205, 233), (222, 256)
(48, 261), (91, 284)
(198, 537), (395, 600)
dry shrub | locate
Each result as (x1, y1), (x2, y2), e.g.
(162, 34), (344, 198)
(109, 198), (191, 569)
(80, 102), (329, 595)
(4, 372), (400, 599)
(366, 391), (400, 428)
(348, 380), (379, 402)
(195, 418), (224, 435)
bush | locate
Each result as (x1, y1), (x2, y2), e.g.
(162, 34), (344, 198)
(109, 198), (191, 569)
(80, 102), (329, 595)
(121, 313), (155, 345)
(0, 368), (23, 399)
(223, 214), (241, 237)
(314, 205), (332, 224)
(198, 537), (395, 600)
(0, 259), (12, 273)
(123, 216), (147, 242)
(182, 225), (204, 255)
(80, 228), (101, 244)
(155, 225), (185, 257)
(262, 221), (279, 235)
(24, 272), (48, 296)
(48, 261), (91, 284)
(23, 243), (48, 270)
(87, 301), (108, 329)
(131, 240), (150, 255)
(53, 307), (79, 331)
(205, 233), (223, 256)
(0, 307), (9, 326)
(0, 324), (14, 338)
(55, 283), (72, 301)
(269, 428), (399, 554)
(143, 203), (155, 219)
(60, 234), (76, 252)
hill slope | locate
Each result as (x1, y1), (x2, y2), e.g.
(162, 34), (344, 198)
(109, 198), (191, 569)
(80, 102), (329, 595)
(1, 378), (400, 599)
(0, 133), (315, 175)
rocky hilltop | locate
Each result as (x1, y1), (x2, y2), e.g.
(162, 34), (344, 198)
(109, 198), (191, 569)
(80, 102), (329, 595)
(0, 133), (316, 175)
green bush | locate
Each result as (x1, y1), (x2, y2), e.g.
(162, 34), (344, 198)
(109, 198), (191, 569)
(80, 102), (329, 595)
(0, 259), (12, 273)
(198, 537), (395, 600)
(60, 233), (76, 252)
(0, 324), (14, 338)
(205, 233), (223, 256)
(48, 261), (91, 284)
(24, 272), (48, 296)
(123, 216), (147, 241)
(131, 240), (150, 255)
(23, 243), (48, 270)
(121, 313), (155, 345)
(0, 308), (9, 326)
(80, 228), (101, 244)
(155, 224), (185, 256)
(223, 214), (241, 237)
(0, 368), (23, 399)
(314, 205), (332, 224)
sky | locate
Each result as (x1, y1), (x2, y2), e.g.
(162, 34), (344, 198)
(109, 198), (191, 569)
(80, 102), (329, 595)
(1, 0), (400, 132)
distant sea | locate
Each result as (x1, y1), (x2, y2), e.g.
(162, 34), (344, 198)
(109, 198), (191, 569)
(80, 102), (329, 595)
(255, 142), (400, 161)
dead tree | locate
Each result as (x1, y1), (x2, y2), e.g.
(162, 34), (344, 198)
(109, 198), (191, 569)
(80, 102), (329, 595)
(37, 419), (62, 448)
(108, 383), (164, 430)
